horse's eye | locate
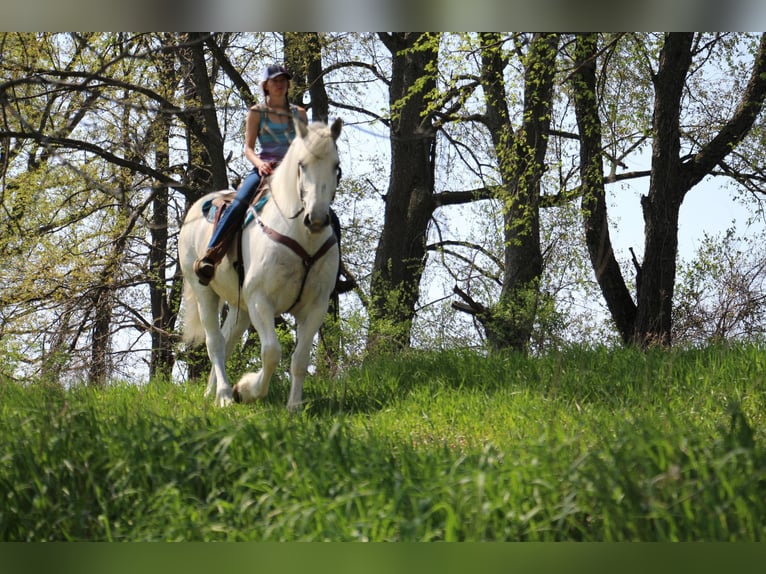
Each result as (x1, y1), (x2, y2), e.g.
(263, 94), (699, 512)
(336, 164), (342, 184)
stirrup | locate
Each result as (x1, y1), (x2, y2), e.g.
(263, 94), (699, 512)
(193, 258), (216, 286)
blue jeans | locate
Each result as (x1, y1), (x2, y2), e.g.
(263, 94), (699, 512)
(206, 168), (261, 250)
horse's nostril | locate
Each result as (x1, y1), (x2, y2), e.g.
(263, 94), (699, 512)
(304, 212), (330, 232)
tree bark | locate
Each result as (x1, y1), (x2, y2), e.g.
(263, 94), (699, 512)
(366, 33), (438, 353)
(571, 33), (638, 343)
(179, 33), (229, 195)
(148, 121), (176, 381)
(633, 33), (693, 346)
(284, 32), (330, 123)
(479, 33), (559, 352)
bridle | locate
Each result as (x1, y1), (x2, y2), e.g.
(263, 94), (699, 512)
(257, 153), (341, 312)
(271, 158), (341, 221)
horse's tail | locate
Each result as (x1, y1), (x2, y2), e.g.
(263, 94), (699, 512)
(181, 278), (206, 347)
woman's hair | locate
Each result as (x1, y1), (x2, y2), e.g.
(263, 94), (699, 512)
(261, 77), (290, 106)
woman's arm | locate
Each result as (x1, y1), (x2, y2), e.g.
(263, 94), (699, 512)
(244, 106), (270, 175)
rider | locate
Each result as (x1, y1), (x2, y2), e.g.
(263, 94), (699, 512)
(194, 64), (309, 285)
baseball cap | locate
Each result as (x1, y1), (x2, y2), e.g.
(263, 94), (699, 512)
(263, 64), (292, 81)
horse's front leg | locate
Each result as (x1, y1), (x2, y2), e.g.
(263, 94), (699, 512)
(205, 368), (216, 399)
(288, 306), (328, 412)
(233, 302), (281, 404)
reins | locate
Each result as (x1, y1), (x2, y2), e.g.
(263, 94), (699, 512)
(268, 162), (306, 221)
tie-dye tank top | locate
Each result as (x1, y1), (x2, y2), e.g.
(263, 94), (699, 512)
(258, 105), (300, 162)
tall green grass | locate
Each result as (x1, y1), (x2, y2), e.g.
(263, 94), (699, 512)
(1, 345), (765, 540)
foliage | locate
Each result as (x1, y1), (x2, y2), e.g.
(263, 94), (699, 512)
(2, 32), (766, 385)
(675, 226), (766, 345)
(2, 345), (765, 541)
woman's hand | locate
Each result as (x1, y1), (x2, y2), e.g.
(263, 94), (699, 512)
(255, 159), (274, 177)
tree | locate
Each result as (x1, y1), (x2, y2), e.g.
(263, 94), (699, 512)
(147, 35), (183, 382)
(571, 32), (766, 347)
(1, 33), (183, 385)
(570, 32), (638, 343)
(0, 33), (248, 384)
(638, 32), (766, 346)
(674, 227), (766, 345)
(478, 32), (559, 351)
(365, 32), (439, 353)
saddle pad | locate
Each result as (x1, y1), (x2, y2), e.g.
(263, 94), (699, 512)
(201, 199), (222, 223)
(244, 193), (270, 227)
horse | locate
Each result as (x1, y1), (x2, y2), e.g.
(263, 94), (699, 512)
(178, 117), (343, 409)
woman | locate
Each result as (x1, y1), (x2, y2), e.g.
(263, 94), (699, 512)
(194, 64), (309, 285)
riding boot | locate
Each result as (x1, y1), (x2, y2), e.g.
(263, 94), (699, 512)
(328, 208), (356, 293)
(193, 232), (236, 286)
(193, 258), (216, 286)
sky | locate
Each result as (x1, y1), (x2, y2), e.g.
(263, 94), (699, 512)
(607, 161), (766, 266)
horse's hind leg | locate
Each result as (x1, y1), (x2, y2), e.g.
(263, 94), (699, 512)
(204, 306), (250, 399)
(194, 293), (236, 407)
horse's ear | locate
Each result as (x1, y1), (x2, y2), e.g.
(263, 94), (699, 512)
(330, 118), (343, 141)
(295, 116), (309, 139)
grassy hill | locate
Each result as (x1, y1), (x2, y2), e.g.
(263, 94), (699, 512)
(1, 344), (765, 541)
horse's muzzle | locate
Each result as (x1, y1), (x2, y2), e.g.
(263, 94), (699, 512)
(304, 212), (330, 233)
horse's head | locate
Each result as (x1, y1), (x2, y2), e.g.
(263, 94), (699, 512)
(294, 118), (343, 233)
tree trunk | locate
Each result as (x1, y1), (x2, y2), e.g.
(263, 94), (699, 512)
(366, 33), (438, 353)
(177, 34), (230, 379)
(88, 191), (130, 386)
(571, 33), (637, 343)
(88, 282), (113, 387)
(633, 33), (693, 346)
(179, 33), (229, 194)
(148, 124), (176, 381)
(146, 43), (180, 381)
(480, 33), (558, 352)
(284, 32), (330, 123)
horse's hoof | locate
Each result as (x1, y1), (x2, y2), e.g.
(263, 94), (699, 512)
(232, 385), (242, 403)
(287, 401), (302, 413)
(215, 395), (233, 408)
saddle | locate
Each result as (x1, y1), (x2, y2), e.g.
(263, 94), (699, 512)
(201, 176), (272, 227)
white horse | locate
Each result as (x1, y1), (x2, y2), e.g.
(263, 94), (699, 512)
(178, 117), (343, 409)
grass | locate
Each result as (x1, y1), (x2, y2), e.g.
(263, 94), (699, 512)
(1, 344), (765, 540)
